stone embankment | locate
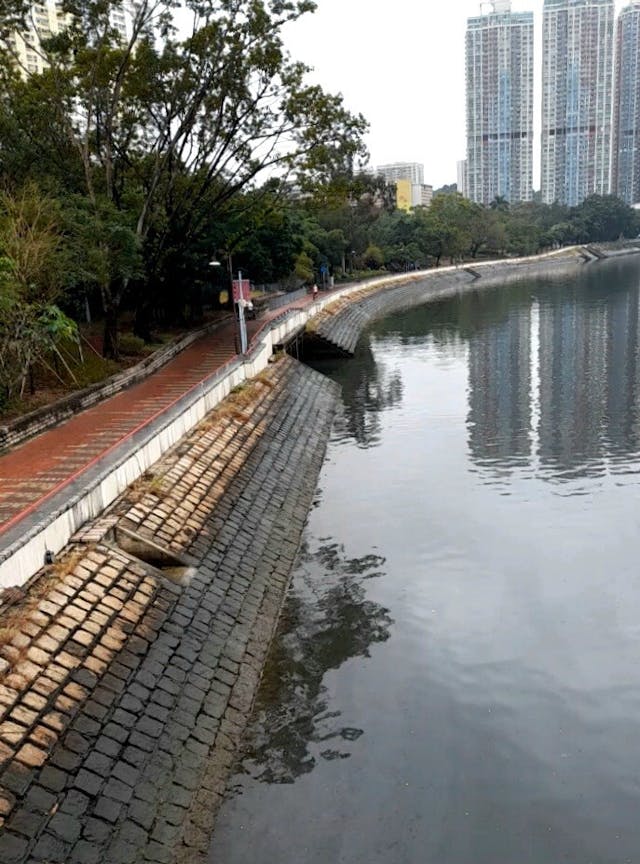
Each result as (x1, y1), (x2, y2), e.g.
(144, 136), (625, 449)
(0, 356), (339, 864)
(308, 247), (589, 356)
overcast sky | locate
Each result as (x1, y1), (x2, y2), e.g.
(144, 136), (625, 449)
(280, 0), (629, 190)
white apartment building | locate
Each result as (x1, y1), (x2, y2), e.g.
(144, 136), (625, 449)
(13, 2), (137, 76)
(412, 184), (433, 208)
(612, 2), (640, 205)
(541, 0), (615, 205)
(376, 162), (425, 186)
(465, 1), (534, 205)
(457, 159), (468, 197)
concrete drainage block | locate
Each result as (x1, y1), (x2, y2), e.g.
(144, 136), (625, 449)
(107, 524), (196, 587)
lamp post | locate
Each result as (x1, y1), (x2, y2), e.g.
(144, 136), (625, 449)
(210, 258), (248, 355)
(235, 269), (249, 354)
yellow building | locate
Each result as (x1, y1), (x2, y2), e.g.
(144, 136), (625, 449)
(396, 178), (412, 213)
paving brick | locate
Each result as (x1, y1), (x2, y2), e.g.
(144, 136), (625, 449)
(8, 805), (47, 838)
(59, 789), (90, 818)
(0, 831), (29, 863)
(39, 764), (68, 792)
(83, 816), (112, 843)
(136, 716), (163, 738)
(103, 777), (134, 804)
(24, 784), (55, 813)
(49, 810), (83, 842)
(93, 796), (122, 824)
(127, 798), (155, 830)
(69, 839), (102, 864)
(94, 735), (122, 758)
(2, 763), (34, 796)
(0, 788), (16, 817)
(15, 743), (47, 768)
(0, 722), (28, 746)
(74, 769), (103, 796)
(50, 746), (82, 772)
(65, 730), (91, 755)
(32, 831), (70, 862)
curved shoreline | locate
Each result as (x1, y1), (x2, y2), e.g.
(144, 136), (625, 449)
(1, 249), (639, 862)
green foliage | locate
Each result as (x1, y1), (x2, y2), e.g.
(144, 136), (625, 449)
(294, 251), (314, 282)
(118, 334), (146, 356)
(363, 244), (384, 269)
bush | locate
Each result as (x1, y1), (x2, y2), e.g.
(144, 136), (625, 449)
(118, 334), (146, 356)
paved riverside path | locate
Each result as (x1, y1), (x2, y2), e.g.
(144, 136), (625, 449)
(0, 357), (340, 863)
(0, 298), (312, 538)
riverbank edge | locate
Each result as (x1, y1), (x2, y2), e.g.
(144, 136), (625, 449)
(0, 243), (627, 592)
(0, 356), (341, 864)
(308, 246), (597, 355)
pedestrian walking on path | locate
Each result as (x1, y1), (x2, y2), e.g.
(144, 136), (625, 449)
(312, 282), (319, 301)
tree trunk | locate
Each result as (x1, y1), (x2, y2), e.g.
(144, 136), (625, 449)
(102, 305), (119, 360)
(134, 298), (154, 343)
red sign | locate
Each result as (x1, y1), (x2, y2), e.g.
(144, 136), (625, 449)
(232, 278), (251, 303)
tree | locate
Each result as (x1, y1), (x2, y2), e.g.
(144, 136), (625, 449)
(0, 188), (80, 407)
(363, 244), (384, 270)
(0, 0), (368, 355)
(570, 195), (637, 242)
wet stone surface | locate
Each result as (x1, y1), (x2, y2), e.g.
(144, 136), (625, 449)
(0, 357), (339, 864)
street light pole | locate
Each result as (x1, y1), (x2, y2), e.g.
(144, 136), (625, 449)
(236, 269), (248, 354)
(211, 256), (247, 355)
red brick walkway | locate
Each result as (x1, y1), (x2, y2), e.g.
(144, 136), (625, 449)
(0, 298), (312, 539)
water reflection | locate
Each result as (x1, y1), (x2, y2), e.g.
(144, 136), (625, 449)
(318, 337), (403, 449)
(463, 263), (640, 483)
(229, 541), (392, 787)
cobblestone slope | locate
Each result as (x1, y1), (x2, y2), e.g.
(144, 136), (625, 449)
(0, 356), (340, 864)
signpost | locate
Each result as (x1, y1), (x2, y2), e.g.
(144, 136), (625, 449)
(232, 269), (250, 354)
(319, 262), (329, 289)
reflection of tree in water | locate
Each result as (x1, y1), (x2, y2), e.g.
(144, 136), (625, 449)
(330, 336), (403, 449)
(235, 541), (393, 785)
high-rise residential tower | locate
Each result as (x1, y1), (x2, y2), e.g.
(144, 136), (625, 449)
(541, 0), (615, 206)
(465, 1), (534, 205)
(12, 2), (137, 77)
(612, 2), (640, 205)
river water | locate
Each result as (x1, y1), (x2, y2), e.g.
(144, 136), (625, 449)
(209, 258), (640, 864)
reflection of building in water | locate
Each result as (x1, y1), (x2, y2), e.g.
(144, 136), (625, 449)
(605, 288), (640, 455)
(467, 306), (532, 467)
(466, 273), (640, 480)
(331, 338), (403, 450)
(538, 290), (608, 471)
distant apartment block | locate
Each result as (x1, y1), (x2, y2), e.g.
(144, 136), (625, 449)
(541, 0), (614, 205)
(12, 2), (137, 76)
(613, 2), (640, 205)
(13, 2), (65, 76)
(465, 1), (534, 205)
(376, 163), (432, 212)
(413, 184), (433, 208)
(457, 159), (469, 197)
(376, 162), (425, 187)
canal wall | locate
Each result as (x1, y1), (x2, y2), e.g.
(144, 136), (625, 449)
(0, 243), (626, 592)
(0, 356), (340, 864)
(308, 247), (589, 356)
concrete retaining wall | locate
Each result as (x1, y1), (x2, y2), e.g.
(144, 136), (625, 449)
(0, 245), (625, 590)
(311, 248), (589, 355)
